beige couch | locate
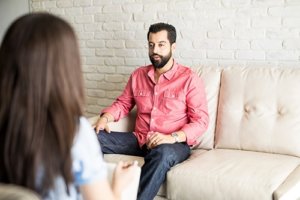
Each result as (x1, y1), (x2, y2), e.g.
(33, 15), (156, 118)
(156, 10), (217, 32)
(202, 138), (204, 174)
(89, 66), (300, 200)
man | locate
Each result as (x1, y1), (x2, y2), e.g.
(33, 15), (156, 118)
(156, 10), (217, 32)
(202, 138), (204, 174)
(95, 22), (209, 200)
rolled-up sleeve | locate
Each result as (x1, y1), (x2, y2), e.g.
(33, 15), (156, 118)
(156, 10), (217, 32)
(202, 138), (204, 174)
(101, 75), (135, 121)
(181, 74), (209, 145)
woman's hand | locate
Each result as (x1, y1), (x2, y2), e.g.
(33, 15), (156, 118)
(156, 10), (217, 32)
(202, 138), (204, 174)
(112, 161), (139, 198)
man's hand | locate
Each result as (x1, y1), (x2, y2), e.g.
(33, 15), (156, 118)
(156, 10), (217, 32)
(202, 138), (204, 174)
(94, 115), (111, 134)
(146, 132), (176, 149)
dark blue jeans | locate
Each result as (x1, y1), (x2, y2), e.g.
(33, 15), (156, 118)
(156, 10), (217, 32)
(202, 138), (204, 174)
(97, 130), (190, 200)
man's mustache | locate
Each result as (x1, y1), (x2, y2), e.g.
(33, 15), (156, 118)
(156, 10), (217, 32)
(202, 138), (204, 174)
(150, 54), (162, 57)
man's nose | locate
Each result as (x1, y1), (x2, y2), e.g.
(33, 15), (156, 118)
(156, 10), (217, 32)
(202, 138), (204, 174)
(152, 45), (159, 54)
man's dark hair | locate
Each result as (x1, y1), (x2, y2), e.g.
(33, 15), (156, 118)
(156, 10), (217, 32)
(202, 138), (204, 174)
(147, 22), (177, 44)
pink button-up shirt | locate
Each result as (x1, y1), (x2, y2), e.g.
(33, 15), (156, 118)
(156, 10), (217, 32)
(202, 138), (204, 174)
(102, 61), (209, 147)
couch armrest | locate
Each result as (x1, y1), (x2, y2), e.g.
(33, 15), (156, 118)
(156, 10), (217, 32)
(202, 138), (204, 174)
(87, 110), (136, 132)
(273, 165), (300, 200)
(0, 184), (41, 200)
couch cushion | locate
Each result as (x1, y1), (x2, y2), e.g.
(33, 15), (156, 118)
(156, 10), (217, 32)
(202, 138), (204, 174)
(216, 67), (300, 157)
(193, 66), (221, 150)
(167, 149), (300, 200)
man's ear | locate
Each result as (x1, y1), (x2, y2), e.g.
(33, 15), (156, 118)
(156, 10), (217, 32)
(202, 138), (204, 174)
(171, 43), (176, 51)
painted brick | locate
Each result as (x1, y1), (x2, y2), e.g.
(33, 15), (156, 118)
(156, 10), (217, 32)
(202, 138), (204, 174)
(65, 7), (82, 15)
(86, 74), (104, 81)
(143, 3), (167, 12)
(95, 31), (114, 39)
(269, 6), (300, 17)
(222, 0), (251, 8)
(283, 39), (300, 49)
(133, 13), (157, 21)
(97, 66), (116, 74)
(267, 50), (299, 60)
(95, 49), (115, 57)
(43, 1), (56, 8)
(80, 48), (95, 56)
(193, 39), (221, 50)
(180, 49), (206, 59)
(115, 49), (137, 57)
(106, 40), (125, 49)
(123, 4), (143, 13)
(266, 29), (299, 39)
(87, 89), (106, 98)
(221, 40), (250, 50)
(85, 57), (105, 65)
(83, 6), (102, 14)
(235, 29), (265, 39)
(85, 80), (98, 89)
(208, 29), (234, 39)
(29, 0), (300, 116)
(74, 0), (91, 7)
(207, 50), (234, 59)
(106, 91), (122, 99)
(103, 22), (123, 31)
(125, 58), (146, 66)
(104, 58), (125, 66)
(252, 17), (281, 28)
(251, 39), (283, 50)
(116, 66), (136, 74)
(236, 50), (265, 60)
(253, 0), (284, 6)
(57, 0), (73, 8)
(283, 18), (300, 28)
(105, 75), (124, 82)
(86, 40), (105, 48)
(103, 5), (122, 13)
(75, 15), (93, 23)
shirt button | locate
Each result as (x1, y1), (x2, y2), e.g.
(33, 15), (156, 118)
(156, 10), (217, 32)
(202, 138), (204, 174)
(155, 92), (158, 95)
(153, 107), (156, 110)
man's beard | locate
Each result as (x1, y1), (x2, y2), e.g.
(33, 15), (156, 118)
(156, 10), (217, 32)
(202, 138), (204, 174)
(149, 51), (172, 69)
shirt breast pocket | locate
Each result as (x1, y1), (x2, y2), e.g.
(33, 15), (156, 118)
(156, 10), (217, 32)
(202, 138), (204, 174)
(134, 90), (152, 113)
(161, 90), (186, 114)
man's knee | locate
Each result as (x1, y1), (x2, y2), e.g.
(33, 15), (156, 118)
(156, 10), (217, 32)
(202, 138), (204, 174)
(149, 144), (188, 166)
(96, 131), (109, 145)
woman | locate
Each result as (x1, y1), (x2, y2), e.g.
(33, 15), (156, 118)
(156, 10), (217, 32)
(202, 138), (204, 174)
(0, 13), (137, 200)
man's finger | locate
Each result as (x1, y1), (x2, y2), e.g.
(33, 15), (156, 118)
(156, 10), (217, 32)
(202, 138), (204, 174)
(104, 125), (111, 133)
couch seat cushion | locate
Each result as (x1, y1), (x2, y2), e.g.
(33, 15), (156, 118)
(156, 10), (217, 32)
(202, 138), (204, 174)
(167, 149), (300, 200)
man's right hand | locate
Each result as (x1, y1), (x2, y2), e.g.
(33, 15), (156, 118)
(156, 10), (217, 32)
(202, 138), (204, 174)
(94, 115), (111, 134)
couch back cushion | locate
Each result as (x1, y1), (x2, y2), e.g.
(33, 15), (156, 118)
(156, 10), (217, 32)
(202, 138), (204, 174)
(193, 66), (221, 150)
(215, 67), (300, 157)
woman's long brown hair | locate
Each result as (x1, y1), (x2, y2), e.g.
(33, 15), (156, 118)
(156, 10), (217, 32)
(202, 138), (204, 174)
(0, 13), (84, 195)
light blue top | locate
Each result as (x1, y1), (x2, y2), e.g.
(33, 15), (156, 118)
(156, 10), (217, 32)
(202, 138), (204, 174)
(44, 117), (107, 200)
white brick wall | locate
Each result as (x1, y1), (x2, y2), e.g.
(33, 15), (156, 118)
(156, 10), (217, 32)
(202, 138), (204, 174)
(29, 0), (300, 116)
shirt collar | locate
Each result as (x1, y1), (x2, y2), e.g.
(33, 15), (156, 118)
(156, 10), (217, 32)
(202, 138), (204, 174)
(147, 59), (178, 81)
(163, 59), (178, 80)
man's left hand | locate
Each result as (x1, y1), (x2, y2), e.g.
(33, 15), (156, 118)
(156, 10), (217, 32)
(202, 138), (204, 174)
(146, 132), (175, 149)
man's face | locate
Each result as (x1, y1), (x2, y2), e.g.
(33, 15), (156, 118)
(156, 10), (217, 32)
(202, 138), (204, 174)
(148, 30), (175, 69)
